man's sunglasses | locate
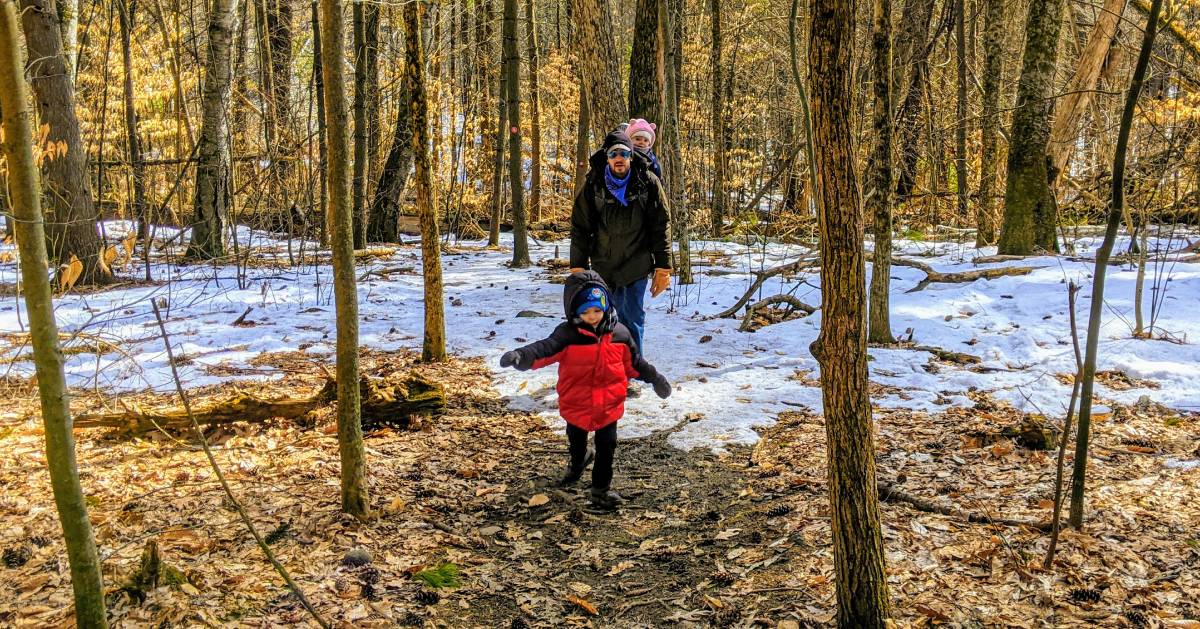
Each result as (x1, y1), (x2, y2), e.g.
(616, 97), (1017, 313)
(607, 149), (631, 159)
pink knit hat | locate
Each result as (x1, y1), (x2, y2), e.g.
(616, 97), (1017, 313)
(626, 119), (657, 148)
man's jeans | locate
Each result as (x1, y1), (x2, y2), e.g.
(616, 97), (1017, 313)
(611, 277), (648, 353)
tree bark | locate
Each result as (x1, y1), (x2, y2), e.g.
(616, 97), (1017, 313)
(20, 0), (113, 283)
(1047, 0), (1126, 184)
(525, 0), (543, 224)
(352, 0), (379, 247)
(188, 0), (240, 259)
(997, 0), (1066, 255)
(663, 0), (691, 283)
(118, 0), (148, 241)
(505, 0), (530, 266)
(319, 0), (370, 518)
(867, 0), (894, 345)
(255, 0), (295, 223)
(976, 0), (1003, 246)
(367, 82), (414, 243)
(628, 0), (664, 124)
(0, 5), (108, 623)
(893, 0), (935, 199)
(406, 0), (447, 362)
(954, 0), (969, 221)
(573, 82), (590, 198)
(571, 0), (625, 140)
(58, 0), (77, 83)
(312, 0), (329, 245)
(809, 0), (892, 621)
(489, 0), (507, 248)
(1070, 0), (1162, 529)
(709, 0), (726, 236)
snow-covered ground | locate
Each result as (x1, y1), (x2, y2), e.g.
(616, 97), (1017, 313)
(2, 222), (1198, 452)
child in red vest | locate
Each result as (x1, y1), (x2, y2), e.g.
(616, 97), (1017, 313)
(501, 271), (671, 509)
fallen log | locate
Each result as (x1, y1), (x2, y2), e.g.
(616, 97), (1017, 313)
(877, 482), (1052, 531)
(913, 344), (982, 365)
(713, 254), (819, 319)
(739, 295), (818, 332)
(75, 373), (445, 434)
(891, 257), (1044, 292)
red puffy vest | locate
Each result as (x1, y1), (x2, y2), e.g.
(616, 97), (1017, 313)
(532, 328), (640, 431)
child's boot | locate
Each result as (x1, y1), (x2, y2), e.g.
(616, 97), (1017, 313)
(588, 486), (623, 510)
(559, 448), (595, 486)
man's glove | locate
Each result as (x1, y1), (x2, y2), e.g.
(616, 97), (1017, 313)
(500, 350), (522, 369)
(650, 268), (671, 298)
(652, 374), (672, 399)
(569, 267), (585, 275)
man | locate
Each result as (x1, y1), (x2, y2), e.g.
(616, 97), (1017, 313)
(569, 130), (671, 363)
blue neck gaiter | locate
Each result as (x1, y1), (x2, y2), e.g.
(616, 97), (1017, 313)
(604, 165), (631, 206)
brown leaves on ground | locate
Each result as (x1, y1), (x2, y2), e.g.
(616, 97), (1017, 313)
(0, 354), (1197, 627)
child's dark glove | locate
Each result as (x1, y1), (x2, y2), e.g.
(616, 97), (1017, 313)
(500, 350), (522, 369)
(652, 374), (672, 399)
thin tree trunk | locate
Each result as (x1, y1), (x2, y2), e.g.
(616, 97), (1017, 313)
(1047, 0), (1127, 184)
(663, 0), (690, 283)
(867, 0), (894, 345)
(118, 0), (148, 241)
(58, 0), (78, 82)
(406, 0), (447, 362)
(709, 0), (726, 236)
(188, 0), (240, 259)
(0, 6), (108, 623)
(976, 0), (1003, 246)
(573, 84), (590, 198)
(20, 0), (113, 283)
(628, 0), (664, 123)
(489, 8), (508, 247)
(525, 0), (543, 224)
(1070, 0), (1162, 529)
(572, 0), (625, 139)
(997, 0), (1066, 254)
(319, 0), (370, 518)
(893, 0), (935, 200)
(352, 0), (378, 247)
(809, 0), (892, 621)
(505, 0), (530, 266)
(954, 0), (969, 220)
(312, 0), (328, 246)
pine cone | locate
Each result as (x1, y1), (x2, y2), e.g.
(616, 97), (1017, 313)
(767, 504), (793, 518)
(713, 605), (741, 628)
(359, 566), (381, 585)
(704, 510), (722, 522)
(567, 509), (585, 524)
(2, 546), (31, 568)
(404, 471), (424, 482)
(398, 610), (425, 626)
(1069, 587), (1102, 604)
(414, 488), (436, 499)
(29, 536), (51, 548)
(415, 589), (441, 605)
(510, 618), (531, 629)
(711, 570), (736, 587)
(265, 521), (291, 545)
(1123, 610), (1149, 628)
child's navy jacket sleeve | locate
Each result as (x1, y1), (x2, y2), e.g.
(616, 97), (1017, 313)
(612, 322), (661, 383)
(512, 323), (575, 370)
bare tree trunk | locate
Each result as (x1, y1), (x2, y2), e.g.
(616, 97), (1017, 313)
(954, 0), (969, 221)
(505, 0), (530, 266)
(628, 0), (664, 124)
(352, 0), (379, 247)
(406, 0), (447, 362)
(312, 0), (328, 246)
(573, 83), (590, 198)
(1070, 0), (1162, 529)
(525, 0), (543, 224)
(20, 0), (113, 283)
(997, 0), (1066, 254)
(893, 0), (935, 200)
(255, 0), (295, 228)
(709, 0), (726, 236)
(0, 6), (108, 623)
(58, 0), (77, 82)
(572, 0), (625, 140)
(976, 0), (1003, 246)
(118, 0), (148, 241)
(489, 4), (508, 248)
(319, 0), (370, 518)
(867, 0), (894, 345)
(663, 0), (690, 283)
(368, 84), (413, 243)
(1047, 0), (1127, 183)
(809, 0), (892, 621)
(188, 0), (240, 259)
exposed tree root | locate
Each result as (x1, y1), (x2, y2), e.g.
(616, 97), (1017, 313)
(891, 257), (1044, 292)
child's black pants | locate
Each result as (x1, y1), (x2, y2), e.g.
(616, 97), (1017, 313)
(566, 422), (617, 489)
